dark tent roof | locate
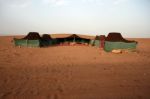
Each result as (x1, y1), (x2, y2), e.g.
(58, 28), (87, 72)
(105, 32), (136, 43)
(50, 34), (95, 40)
(23, 32), (41, 40)
(55, 34), (91, 44)
(55, 34), (91, 41)
(65, 34), (89, 40)
(42, 34), (52, 40)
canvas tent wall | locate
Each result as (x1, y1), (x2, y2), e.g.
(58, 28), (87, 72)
(90, 35), (99, 47)
(93, 40), (100, 47)
(14, 39), (40, 47)
(90, 40), (95, 45)
(14, 32), (41, 47)
(91, 35), (105, 48)
(104, 41), (137, 52)
(104, 32), (137, 52)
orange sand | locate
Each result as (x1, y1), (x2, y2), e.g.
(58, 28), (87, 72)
(0, 36), (150, 99)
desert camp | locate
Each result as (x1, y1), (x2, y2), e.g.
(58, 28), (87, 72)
(13, 32), (138, 53)
(1, 0), (150, 98)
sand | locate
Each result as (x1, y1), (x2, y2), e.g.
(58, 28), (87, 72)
(0, 36), (150, 99)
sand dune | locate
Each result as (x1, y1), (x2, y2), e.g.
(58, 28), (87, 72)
(0, 36), (150, 99)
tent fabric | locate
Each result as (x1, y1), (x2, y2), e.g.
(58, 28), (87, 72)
(93, 40), (100, 47)
(99, 35), (105, 48)
(50, 34), (95, 40)
(41, 34), (58, 46)
(14, 33), (94, 47)
(27, 40), (40, 47)
(56, 34), (91, 44)
(14, 39), (28, 46)
(23, 32), (41, 40)
(13, 32), (138, 51)
(90, 40), (95, 45)
(41, 34), (53, 46)
(104, 41), (137, 52)
(14, 32), (41, 47)
(105, 32), (135, 43)
(91, 35), (105, 47)
(104, 32), (137, 52)
(14, 38), (40, 47)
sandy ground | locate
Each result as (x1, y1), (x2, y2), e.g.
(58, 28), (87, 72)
(0, 36), (150, 99)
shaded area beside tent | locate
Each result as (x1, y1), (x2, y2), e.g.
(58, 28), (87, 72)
(104, 32), (138, 52)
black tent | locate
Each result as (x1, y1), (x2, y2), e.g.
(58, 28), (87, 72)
(56, 34), (91, 44)
(23, 32), (41, 40)
(41, 34), (53, 47)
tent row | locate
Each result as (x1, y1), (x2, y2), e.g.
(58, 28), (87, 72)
(14, 32), (96, 47)
(13, 32), (138, 52)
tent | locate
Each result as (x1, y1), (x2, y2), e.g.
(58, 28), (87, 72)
(14, 33), (95, 47)
(41, 34), (52, 47)
(14, 32), (41, 47)
(92, 35), (100, 47)
(91, 35), (105, 48)
(104, 32), (138, 52)
(41, 34), (59, 46)
(55, 34), (92, 45)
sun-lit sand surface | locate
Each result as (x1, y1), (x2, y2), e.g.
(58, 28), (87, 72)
(0, 36), (150, 99)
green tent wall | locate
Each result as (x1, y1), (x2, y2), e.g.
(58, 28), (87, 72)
(90, 40), (94, 45)
(14, 38), (40, 47)
(104, 41), (137, 52)
(93, 40), (100, 47)
(90, 40), (100, 47)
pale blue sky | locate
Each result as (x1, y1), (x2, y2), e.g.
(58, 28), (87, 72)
(0, 0), (150, 37)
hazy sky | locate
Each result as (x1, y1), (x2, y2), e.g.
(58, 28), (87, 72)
(0, 0), (150, 37)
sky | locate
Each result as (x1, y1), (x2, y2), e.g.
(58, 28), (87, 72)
(0, 0), (150, 37)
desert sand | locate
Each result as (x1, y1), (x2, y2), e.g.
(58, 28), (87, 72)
(0, 36), (150, 99)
